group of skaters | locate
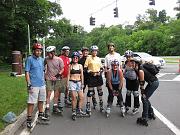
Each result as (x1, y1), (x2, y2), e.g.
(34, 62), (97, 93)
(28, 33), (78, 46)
(25, 42), (159, 129)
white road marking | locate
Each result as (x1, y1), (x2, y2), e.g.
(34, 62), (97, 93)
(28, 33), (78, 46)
(173, 75), (180, 81)
(153, 107), (180, 135)
(145, 73), (180, 135)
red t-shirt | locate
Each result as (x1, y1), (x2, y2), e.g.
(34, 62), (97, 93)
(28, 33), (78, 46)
(59, 55), (70, 78)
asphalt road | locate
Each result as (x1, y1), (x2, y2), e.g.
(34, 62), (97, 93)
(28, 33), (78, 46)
(21, 64), (180, 135)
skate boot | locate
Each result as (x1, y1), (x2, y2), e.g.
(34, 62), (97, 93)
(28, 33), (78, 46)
(86, 102), (91, 116)
(132, 108), (139, 115)
(137, 117), (148, 126)
(26, 117), (32, 129)
(99, 100), (104, 112)
(53, 106), (63, 116)
(125, 106), (130, 114)
(37, 113), (49, 125)
(77, 109), (89, 118)
(92, 97), (97, 109)
(64, 98), (71, 108)
(106, 105), (111, 118)
(120, 106), (125, 117)
(148, 113), (156, 120)
(44, 108), (50, 120)
(58, 99), (63, 110)
(72, 109), (76, 121)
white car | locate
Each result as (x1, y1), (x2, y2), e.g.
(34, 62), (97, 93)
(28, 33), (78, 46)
(133, 52), (166, 68)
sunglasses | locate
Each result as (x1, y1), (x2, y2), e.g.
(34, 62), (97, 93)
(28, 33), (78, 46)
(73, 56), (79, 59)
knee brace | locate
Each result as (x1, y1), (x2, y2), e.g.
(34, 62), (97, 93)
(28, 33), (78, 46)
(133, 91), (139, 97)
(126, 90), (131, 96)
(87, 90), (95, 97)
(97, 88), (103, 96)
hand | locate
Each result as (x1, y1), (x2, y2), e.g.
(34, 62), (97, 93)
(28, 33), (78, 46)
(27, 84), (33, 94)
(81, 84), (84, 90)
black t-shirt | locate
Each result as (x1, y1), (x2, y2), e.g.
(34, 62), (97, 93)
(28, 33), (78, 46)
(79, 56), (87, 68)
(142, 66), (158, 83)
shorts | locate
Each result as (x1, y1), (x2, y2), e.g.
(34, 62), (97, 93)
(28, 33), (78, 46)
(27, 85), (46, 104)
(69, 80), (82, 92)
(87, 74), (103, 87)
(46, 80), (64, 91)
(60, 78), (68, 93)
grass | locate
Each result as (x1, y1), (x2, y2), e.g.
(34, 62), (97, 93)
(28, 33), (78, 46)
(0, 64), (27, 132)
(162, 57), (180, 64)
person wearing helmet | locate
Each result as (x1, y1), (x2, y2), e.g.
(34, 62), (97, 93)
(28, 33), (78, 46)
(124, 52), (140, 115)
(25, 43), (48, 129)
(44, 46), (64, 119)
(104, 42), (122, 106)
(59, 46), (71, 107)
(135, 58), (159, 126)
(79, 47), (97, 109)
(67, 52), (87, 120)
(84, 45), (104, 115)
(105, 59), (124, 117)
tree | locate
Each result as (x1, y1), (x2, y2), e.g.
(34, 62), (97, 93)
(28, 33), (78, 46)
(174, 0), (180, 19)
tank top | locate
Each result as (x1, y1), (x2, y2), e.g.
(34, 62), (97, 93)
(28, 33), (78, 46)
(111, 70), (120, 84)
(124, 67), (137, 80)
(70, 64), (81, 74)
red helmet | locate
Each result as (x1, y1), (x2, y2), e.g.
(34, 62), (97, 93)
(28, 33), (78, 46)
(32, 43), (43, 50)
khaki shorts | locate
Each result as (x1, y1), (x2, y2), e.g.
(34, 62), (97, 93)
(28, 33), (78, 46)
(27, 86), (46, 104)
(60, 78), (67, 93)
(46, 80), (65, 93)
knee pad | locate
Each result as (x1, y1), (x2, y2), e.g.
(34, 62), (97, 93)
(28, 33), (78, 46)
(87, 90), (94, 97)
(126, 90), (131, 96)
(97, 89), (103, 96)
(133, 91), (139, 97)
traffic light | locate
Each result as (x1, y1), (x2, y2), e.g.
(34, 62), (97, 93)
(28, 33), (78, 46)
(90, 16), (95, 26)
(149, 0), (155, 5)
(113, 7), (118, 18)
(73, 26), (78, 33)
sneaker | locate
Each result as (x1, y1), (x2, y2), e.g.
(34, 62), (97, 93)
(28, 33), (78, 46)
(132, 108), (139, 115)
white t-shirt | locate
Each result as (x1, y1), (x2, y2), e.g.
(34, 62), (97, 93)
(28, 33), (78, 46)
(104, 52), (122, 69)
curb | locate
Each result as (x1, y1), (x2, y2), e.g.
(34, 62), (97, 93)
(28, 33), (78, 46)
(0, 109), (27, 135)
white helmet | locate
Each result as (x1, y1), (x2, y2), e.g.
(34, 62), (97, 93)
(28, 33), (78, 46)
(61, 46), (70, 50)
(90, 45), (98, 51)
(46, 46), (56, 52)
(124, 50), (133, 57)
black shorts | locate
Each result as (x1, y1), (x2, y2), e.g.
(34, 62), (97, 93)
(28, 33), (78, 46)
(87, 74), (103, 87)
(126, 79), (139, 91)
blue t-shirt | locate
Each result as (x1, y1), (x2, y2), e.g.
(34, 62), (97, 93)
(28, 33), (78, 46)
(25, 55), (45, 87)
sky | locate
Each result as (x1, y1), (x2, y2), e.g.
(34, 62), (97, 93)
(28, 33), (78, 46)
(54, 0), (178, 32)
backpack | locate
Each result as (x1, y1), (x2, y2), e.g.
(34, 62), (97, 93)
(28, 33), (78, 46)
(143, 63), (159, 75)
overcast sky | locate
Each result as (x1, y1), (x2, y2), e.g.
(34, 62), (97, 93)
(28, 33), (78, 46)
(55, 0), (178, 32)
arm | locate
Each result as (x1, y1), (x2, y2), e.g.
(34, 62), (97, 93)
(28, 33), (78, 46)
(67, 64), (71, 87)
(119, 69), (124, 90)
(25, 71), (31, 86)
(107, 70), (113, 90)
(139, 69), (145, 94)
(80, 64), (84, 87)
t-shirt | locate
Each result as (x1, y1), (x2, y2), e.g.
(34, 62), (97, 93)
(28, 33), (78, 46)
(84, 55), (102, 72)
(25, 55), (45, 87)
(45, 56), (64, 80)
(59, 55), (70, 78)
(104, 52), (121, 69)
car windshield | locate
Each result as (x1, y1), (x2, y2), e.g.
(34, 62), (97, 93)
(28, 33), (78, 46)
(135, 52), (152, 58)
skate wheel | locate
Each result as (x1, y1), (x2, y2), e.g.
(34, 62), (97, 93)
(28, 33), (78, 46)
(72, 116), (76, 121)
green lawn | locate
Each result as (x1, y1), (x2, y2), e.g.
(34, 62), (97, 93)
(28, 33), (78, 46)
(162, 57), (180, 64)
(0, 65), (27, 131)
